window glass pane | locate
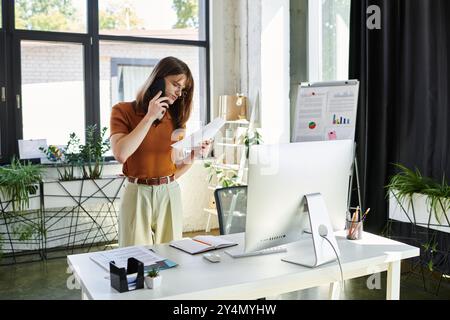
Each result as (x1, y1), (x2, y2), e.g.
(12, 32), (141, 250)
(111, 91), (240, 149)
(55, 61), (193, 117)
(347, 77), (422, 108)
(15, 0), (87, 33)
(99, 0), (206, 41)
(21, 41), (85, 145)
(321, 0), (351, 81)
(100, 41), (206, 141)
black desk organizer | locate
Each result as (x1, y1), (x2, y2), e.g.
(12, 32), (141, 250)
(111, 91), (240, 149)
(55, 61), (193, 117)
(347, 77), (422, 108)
(109, 257), (144, 293)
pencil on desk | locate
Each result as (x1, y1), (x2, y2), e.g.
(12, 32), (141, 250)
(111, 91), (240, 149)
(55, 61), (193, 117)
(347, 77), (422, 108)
(349, 206), (359, 237)
(361, 208), (371, 221)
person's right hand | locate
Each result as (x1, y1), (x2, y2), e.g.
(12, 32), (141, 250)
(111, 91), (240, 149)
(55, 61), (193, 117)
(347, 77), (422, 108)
(146, 91), (170, 123)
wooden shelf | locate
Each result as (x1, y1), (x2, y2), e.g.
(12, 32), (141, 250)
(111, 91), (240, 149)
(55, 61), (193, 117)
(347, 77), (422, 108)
(204, 208), (217, 215)
(225, 120), (249, 125)
(216, 143), (245, 147)
(213, 163), (240, 170)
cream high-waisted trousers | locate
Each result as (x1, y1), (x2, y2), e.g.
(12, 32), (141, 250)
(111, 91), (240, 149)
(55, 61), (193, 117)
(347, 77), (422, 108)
(118, 180), (183, 247)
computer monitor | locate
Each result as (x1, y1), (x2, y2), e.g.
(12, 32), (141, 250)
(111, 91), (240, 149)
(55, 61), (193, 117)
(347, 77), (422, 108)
(244, 140), (354, 253)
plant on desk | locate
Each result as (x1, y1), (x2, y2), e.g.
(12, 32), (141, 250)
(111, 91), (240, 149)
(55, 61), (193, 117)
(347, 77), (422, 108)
(145, 267), (162, 289)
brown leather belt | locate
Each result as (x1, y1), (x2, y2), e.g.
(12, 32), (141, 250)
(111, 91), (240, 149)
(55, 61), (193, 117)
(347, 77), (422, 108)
(128, 175), (175, 186)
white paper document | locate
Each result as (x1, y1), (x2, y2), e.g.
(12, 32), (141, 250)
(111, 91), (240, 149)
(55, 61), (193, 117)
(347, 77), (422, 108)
(18, 139), (47, 160)
(90, 246), (165, 272)
(171, 117), (226, 150)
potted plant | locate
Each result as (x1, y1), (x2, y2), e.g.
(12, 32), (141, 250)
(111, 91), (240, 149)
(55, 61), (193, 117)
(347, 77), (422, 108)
(40, 125), (111, 181)
(78, 125), (111, 180)
(203, 129), (263, 188)
(386, 163), (449, 272)
(42, 125), (124, 209)
(0, 158), (45, 257)
(204, 162), (240, 188)
(144, 267), (162, 289)
(387, 164), (449, 232)
(39, 132), (82, 181)
(0, 157), (43, 212)
(36, 127), (123, 254)
(243, 128), (263, 159)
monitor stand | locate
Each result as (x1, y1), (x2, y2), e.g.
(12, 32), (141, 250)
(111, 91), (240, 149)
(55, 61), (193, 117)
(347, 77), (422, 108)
(281, 193), (341, 268)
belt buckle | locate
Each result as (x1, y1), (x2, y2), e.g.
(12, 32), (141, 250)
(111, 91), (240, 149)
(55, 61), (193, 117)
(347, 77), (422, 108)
(159, 176), (168, 184)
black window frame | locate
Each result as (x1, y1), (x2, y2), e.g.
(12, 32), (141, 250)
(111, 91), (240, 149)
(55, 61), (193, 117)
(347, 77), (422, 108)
(0, 0), (210, 165)
(0, 5), (4, 160)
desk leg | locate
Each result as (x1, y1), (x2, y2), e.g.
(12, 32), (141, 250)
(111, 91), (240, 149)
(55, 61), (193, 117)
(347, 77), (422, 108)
(386, 260), (401, 300)
(81, 288), (89, 300)
(205, 214), (212, 233)
(328, 282), (341, 300)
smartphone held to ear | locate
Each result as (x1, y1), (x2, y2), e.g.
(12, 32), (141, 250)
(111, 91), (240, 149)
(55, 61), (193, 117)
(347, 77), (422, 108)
(146, 78), (166, 102)
(144, 78), (167, 124)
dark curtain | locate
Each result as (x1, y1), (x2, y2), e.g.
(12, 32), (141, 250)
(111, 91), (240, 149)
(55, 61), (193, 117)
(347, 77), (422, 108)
(349, 0), (450, 233)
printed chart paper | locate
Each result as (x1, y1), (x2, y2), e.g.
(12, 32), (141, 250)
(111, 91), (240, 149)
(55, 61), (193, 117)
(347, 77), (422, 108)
(292, 81), (359, 143)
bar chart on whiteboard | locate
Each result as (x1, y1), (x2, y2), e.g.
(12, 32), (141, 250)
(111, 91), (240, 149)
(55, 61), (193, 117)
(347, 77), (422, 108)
(292, 81), (359, 143)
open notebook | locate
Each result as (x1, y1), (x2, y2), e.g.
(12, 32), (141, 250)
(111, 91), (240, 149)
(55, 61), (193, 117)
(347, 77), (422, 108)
(169, 235), (237, 255)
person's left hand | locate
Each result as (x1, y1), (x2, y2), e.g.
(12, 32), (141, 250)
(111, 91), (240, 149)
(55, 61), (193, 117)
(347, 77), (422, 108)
(192, 139), (213, 158)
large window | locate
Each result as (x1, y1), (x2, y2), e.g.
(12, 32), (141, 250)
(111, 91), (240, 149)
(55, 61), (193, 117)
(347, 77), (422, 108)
(0, 0), (209, 163)
(308, 0), (351, 82)
(14, 0), (87, 33)
(1, 1), (5, 158)
(100, 41), (206, 138)
(98, 0), (206, 41)
(110, 58), (156, 104)
(20, 41), (85, 145)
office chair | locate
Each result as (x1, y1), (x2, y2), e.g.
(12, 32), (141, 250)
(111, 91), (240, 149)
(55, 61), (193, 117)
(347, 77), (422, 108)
(214, 186), (247, 235)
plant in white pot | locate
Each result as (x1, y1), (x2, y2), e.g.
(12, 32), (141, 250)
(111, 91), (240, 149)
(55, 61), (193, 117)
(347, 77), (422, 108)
(145, 267), (162, 289)
(0, 157), (45, 257)
(387, 164), (449, 272)
(387, 164), (449, 232)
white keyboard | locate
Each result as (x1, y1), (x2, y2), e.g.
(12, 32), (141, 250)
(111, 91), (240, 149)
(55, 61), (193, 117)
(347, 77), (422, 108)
(225, 246), (287, 258)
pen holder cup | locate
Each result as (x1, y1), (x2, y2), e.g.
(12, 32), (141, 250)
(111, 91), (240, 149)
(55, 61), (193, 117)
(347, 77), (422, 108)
(346, 220), (363, 240)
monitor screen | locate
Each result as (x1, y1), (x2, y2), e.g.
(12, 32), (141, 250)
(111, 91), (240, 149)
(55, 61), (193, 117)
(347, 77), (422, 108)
(244, 140), (354, 253)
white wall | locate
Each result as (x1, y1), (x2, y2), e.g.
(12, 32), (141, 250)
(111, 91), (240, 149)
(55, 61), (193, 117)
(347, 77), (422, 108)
(177, 160), (218, 232)
(260, 0), (291, 144)
(210, 0), (240, 118)
(213, 0), (291, 144)
(290, 0), (308, 140)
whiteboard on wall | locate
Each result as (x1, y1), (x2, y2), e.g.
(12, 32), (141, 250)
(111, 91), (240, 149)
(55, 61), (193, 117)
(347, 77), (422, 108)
(292, 80), (359, 143)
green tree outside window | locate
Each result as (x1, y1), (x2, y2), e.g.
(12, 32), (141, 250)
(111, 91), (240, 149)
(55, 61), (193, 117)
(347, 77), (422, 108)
(172, 0), (199, 29)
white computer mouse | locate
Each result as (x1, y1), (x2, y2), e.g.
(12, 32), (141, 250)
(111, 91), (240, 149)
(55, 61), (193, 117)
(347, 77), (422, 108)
(203, 253), (221, 263)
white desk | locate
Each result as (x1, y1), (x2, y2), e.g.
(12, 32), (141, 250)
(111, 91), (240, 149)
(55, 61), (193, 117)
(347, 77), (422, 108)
(67, 231), (419, 300)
